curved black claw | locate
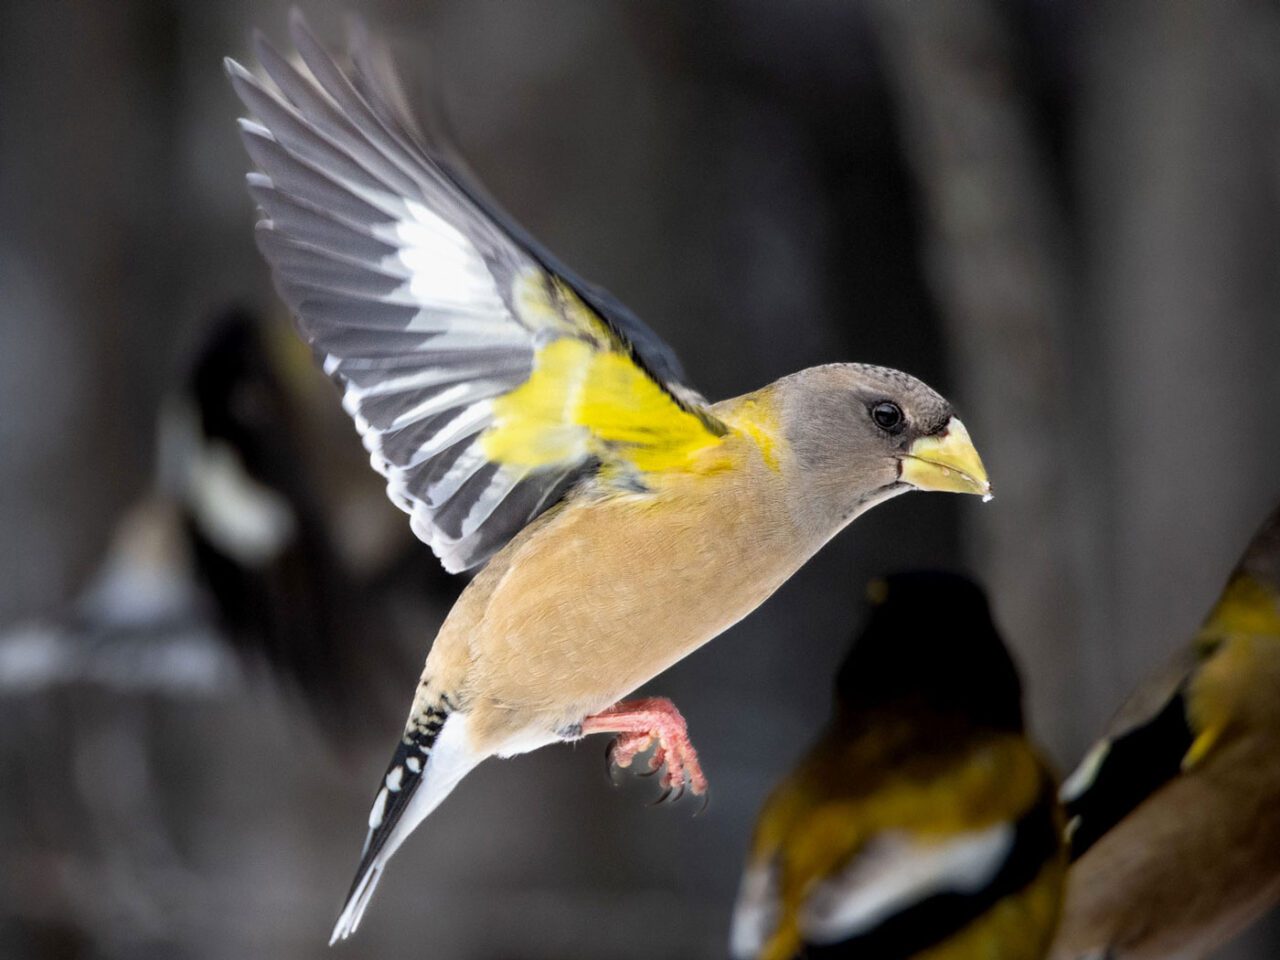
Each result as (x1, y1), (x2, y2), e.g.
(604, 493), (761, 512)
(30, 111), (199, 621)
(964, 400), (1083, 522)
(649, 785), (674, 806)
(693, 791), (711, 818)
(650, 778), (686, 806)
(605, 740), (621, 786)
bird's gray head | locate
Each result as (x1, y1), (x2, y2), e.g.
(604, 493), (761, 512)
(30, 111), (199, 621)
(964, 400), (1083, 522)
(776, 363), (991, 530)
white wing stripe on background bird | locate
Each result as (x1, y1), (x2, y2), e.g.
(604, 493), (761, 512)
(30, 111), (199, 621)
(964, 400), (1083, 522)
(800, 823), (1015, 944)
(729, 864), (781, 959)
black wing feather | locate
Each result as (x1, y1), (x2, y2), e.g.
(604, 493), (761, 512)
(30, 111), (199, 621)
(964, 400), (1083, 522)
(1063, 686), (1194, 861)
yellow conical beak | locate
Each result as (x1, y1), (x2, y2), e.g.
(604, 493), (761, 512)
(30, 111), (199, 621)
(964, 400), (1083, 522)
(899, 417), (992, 499)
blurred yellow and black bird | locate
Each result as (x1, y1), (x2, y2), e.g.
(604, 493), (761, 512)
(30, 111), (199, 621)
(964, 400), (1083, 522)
(1052, 501), (1280, 960)
(731, 572), (1065, 960)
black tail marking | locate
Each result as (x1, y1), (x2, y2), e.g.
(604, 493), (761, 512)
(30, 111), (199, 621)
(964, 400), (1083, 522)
(338, 705), (449, 914)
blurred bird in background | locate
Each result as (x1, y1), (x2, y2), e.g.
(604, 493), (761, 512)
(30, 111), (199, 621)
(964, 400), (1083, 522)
(38, 306), (454, 732)
(730, 572), (1065, 960)
(160, 307), (456, 726)
(225, 13), (993, 941)
(1052, 500), (1280, 960)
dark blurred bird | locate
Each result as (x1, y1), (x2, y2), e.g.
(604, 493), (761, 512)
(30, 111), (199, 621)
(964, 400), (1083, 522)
(225, 14), (993, 940)
(162, 307), (445, 721)
(15, 323), (447, 717)
(7, 307), (444, 728)
(1052, 502), (1280, 960)
(731, 572), (1065, 960)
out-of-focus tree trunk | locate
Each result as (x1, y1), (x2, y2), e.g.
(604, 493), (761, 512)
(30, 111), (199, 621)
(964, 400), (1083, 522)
(867, 0), (1093, 758)
(0, 1), (170, 624)
(1082, 0), (1280, 694)
(1080, 3), (1280, 957)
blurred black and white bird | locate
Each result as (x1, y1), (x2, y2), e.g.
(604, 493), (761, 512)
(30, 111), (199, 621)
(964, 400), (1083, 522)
(160, 307), (433, 717)
(2, 307), (455, 727)
(1051, 500), (1280, 960)
(731, 572), (1065, 960)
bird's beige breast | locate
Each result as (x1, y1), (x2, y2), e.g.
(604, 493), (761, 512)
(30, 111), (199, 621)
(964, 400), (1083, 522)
(433, 456), (814, 750)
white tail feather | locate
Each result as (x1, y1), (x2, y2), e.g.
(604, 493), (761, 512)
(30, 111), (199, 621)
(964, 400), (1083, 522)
(329, 713), (482, 943)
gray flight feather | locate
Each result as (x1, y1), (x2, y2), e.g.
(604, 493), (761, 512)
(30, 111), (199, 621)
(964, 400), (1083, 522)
(227, 12), (705, 571)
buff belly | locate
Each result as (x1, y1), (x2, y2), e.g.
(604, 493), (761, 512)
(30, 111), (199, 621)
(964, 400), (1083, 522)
(429, 453), (814, 753)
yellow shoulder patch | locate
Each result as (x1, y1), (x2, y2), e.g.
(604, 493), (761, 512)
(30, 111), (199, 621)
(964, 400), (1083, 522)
(480, 276), (724, 474)
(1183, 572), (1280, 770)
(718, 393), (782, 471)
(1201, 574), (1280, 639)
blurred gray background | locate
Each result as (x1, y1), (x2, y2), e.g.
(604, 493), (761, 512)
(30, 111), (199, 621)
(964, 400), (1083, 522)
(3, 0), (1280, 957)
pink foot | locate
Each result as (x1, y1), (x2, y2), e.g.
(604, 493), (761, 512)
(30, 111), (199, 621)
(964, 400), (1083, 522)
(582, 697), (708, 801)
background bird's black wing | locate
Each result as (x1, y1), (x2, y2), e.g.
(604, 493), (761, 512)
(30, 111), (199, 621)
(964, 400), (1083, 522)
(1061, 683), (1195, 861)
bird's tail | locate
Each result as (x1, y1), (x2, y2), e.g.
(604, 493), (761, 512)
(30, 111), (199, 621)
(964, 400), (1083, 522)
(330, 704), (480, 943)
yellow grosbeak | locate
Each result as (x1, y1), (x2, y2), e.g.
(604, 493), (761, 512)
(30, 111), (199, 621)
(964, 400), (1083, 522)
(226, 15), (992, 941)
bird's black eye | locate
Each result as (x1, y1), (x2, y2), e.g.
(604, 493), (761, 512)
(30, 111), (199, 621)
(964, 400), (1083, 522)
(870, 401), (904, 434)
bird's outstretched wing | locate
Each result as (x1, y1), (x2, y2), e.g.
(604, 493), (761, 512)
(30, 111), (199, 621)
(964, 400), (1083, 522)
(226, 12), (725, 573)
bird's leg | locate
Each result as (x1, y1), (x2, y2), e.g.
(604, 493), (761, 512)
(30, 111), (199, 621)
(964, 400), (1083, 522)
(582, 697), (708, 797)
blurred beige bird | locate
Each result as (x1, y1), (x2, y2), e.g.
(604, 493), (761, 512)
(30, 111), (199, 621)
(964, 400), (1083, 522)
(225, 12), (992, 941)
(1052, 501), (1280, 960)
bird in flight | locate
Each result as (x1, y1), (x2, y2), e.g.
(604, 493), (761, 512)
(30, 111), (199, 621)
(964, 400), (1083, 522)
(225, 12), (992, 942)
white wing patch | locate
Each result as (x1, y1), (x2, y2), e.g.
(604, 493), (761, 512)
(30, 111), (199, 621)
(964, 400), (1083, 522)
(185, 438), (297, 566)
(1059, 739), (1111, 804)
(729, 861), (781, 960)
(396, 200), (507, 309)
(230, 15), (706, 574)
(800, 822), (1015, 945)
